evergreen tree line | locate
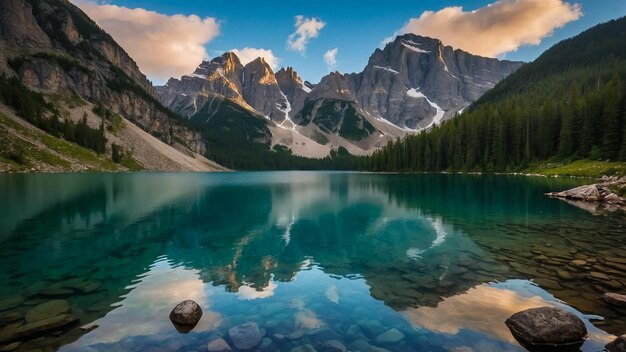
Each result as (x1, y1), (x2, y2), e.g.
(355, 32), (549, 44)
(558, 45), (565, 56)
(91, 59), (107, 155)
(205, 144), (356, 171)
(359, 69), (626, 173)
(0, 76), (106, 154)
(358, 17), (626, 173)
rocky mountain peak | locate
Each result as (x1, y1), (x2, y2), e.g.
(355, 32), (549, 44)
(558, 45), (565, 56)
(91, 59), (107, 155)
(244, 57), (277, 85)
(275, 66), (310, 120)
(324, 33), (525, 129)
(276, 67), (304, 87)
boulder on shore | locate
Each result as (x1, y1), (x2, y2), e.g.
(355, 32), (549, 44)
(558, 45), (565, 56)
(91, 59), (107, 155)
(546, 176), (626, 213)
(505, 307), (587, 350)
(169, 300), (202, 326)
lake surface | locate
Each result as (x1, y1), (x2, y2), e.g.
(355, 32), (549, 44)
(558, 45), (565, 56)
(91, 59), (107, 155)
(0, 172), (625, 352)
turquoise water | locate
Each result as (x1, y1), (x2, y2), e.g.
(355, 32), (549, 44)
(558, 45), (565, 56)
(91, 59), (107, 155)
(0, 172), (625, 352)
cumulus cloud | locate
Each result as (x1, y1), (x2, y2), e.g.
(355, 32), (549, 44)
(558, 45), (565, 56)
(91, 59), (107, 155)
(72, 0), (220, 83)
(323, 48), (338, 70)
(400, 0), (582, 57)
(287, 15), (326, 53)
(231, 48), (280, 71)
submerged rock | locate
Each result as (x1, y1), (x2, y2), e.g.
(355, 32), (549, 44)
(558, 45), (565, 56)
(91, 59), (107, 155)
(505, 307), (587, 350)
(375, 328), (405, 344)
(25, 300), (70, 323)
(604, 293), (626, 307)
(0, 312), (22, 325)
(290, 344), (317, 352)
(323, 339), (348, 352)
(0, 314), (78, 344)
(169, 300), (202, 326)
(228, 322), (262, 350)
(0, 341), (21, 351)
(38, 288), (74, 298)
(0, 296), (23, 312)
(206, 337), (232, 352)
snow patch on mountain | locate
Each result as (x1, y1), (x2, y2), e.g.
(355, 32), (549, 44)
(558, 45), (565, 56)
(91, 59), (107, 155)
(373, 65), (399, 74)
(401, 41), (430, 54)
(407, 88), (445, 128)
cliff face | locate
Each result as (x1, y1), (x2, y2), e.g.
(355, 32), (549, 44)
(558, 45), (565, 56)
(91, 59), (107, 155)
(0, 0), (205, 154)
(308, 34), (524, 129)
(275, 66), (310, 121)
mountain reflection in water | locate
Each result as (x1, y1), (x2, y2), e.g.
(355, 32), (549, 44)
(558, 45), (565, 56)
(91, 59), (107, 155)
(0, 172), (623, 352)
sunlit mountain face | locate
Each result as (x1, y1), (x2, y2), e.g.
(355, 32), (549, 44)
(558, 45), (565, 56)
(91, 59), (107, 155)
(0, 173), (624, 351)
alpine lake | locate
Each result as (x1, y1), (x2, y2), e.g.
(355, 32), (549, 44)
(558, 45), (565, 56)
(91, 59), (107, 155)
(0, 172), (625, 352)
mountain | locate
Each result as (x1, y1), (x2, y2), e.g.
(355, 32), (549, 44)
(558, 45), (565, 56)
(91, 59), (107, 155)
(275, 66), (311, 118)
(158, 35), (521, 159)
(0, 0), (224, 171)
(363, 16), (626, 175)
(346, 34), (522, 129)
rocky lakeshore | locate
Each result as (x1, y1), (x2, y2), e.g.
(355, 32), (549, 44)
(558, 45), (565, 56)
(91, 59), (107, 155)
(546, 176), (626, 214)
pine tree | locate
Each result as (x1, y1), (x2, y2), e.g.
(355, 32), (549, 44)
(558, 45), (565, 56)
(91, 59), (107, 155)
(601, 74), (623, 160)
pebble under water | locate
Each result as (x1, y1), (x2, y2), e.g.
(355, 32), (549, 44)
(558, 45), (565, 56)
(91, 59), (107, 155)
(0, 172), (625, 352)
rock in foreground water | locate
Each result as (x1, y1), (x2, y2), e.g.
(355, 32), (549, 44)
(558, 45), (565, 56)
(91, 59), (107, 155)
(228, 322), (262, 350)
(505, 307), (587, 350)
(169, 300), (202, 326)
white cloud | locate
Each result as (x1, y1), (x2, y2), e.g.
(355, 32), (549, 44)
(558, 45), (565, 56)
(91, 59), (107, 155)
(323, 48), (338, 70)
(72, 0), (220, 83)
(231, 48), (280, 71)
(287, 15), (326, 53)
(400, 0), (582, 57)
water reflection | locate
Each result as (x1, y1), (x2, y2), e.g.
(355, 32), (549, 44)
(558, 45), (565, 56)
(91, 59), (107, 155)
(0, 172), (623, 352)
(402, 280), (614, 350)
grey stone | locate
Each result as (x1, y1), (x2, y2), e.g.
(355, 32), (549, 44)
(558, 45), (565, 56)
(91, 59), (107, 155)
(228, 322), (262, 350)
(348, 339), (371, 351)
(290, 344), (317, 352)
(323, 339), (348, 352)
(259, 337), (276, 351)
(505, 307), (587, 349)
(206, 337), (232, 352)
(169, 300), (202, 326)
(375, 328), (405, 344)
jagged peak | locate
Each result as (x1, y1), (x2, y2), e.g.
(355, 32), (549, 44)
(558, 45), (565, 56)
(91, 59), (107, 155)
(213, 51), (242, 68)
(392, 33), (441, 46)
(276, 66), (304, 84)
(246, 56), (272, 71)
(244, 57), (277, 85)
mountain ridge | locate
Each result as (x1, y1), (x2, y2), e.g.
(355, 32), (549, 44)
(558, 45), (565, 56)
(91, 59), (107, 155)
(157, 33), (522, 158)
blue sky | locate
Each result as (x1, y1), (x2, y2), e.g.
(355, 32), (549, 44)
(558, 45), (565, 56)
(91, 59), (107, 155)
(78, 0), (626, 84)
